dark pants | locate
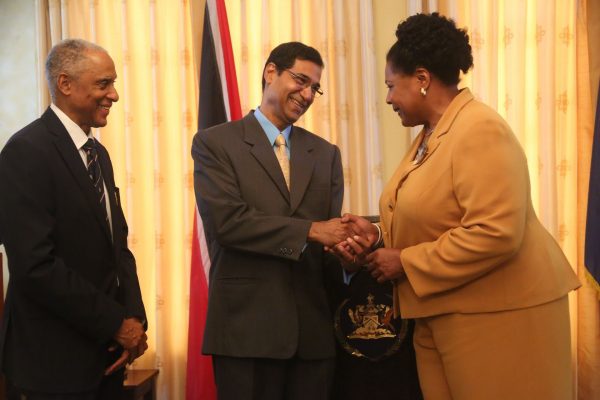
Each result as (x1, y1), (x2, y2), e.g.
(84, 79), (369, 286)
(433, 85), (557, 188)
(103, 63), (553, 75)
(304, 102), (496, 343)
(213, 355), (334, 400)
(5, 369), (125, 400)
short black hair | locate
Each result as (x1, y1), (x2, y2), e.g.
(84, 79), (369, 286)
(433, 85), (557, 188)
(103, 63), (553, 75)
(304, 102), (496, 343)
(386, 12), (473, 86)
(261, 42), (324, 90)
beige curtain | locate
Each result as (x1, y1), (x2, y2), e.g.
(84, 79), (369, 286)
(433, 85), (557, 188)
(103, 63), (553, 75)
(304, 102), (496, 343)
(410, 0), (597, 398)
(35, 1), (199, 398)
(225, 0), (383, 215)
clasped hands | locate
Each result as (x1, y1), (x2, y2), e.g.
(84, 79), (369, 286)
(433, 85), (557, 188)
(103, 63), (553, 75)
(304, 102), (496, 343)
(323, 214), (405, 284)
(105, 317), (148, 375)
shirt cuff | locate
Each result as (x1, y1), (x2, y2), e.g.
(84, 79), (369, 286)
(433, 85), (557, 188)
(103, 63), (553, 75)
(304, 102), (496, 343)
(342, 269), (356, 285)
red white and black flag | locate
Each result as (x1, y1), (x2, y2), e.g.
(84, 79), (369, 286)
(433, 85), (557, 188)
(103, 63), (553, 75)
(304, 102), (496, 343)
(585, 83), (600, 293)
(186, 0), (242, 398)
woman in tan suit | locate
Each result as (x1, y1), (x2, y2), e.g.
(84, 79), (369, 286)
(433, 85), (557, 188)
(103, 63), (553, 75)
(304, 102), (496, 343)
(333, 13), (580, 400)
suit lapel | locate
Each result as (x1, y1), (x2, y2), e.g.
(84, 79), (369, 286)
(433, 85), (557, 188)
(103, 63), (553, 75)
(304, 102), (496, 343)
(393, 89), (475, 188)
(289, 127), (315, 213)
(243, 114), (290, 202)
(387, 88), (477, 235)
(43, 109), (113, 243)
(394, 131), (423, 187)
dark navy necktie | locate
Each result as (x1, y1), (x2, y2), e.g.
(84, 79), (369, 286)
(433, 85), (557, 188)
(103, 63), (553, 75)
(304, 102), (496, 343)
(82, 138), (109, 225)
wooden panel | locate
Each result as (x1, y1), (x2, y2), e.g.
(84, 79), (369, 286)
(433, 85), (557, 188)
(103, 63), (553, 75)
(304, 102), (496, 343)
(124, 369), (159, 400)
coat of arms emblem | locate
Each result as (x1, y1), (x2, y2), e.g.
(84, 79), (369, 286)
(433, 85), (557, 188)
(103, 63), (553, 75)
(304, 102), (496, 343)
(335, 284), (408, 361)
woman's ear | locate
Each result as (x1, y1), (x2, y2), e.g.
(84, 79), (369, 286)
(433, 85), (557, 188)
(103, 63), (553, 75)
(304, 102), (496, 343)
(415, 67), (431, 90)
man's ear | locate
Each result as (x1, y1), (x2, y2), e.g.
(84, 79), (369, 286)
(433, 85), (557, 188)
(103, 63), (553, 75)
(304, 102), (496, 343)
(263, 62), (277, 86)
(56, 73), (72, 96)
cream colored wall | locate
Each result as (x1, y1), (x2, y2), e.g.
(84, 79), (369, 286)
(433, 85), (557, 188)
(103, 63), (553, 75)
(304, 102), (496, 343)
(373, 0), (411, 182)
(0, 0), (39, 295)
(0, 0), (39, 148)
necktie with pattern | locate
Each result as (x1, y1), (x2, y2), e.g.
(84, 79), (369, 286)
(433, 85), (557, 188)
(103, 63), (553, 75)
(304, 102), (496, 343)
(82, 138), (109, 225)
(275, 133), (290, 190)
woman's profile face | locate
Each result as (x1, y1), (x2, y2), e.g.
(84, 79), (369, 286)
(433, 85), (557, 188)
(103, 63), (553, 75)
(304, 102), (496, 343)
(384, 61), (424, 127)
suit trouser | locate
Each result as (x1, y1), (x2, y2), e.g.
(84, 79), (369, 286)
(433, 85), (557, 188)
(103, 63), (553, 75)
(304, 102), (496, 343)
(213, 355), (335, 400)
(414, 295), (573, 400)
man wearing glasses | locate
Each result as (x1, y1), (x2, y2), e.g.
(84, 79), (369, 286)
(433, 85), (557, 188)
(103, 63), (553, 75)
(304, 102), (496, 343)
(192, 42), (351, 399)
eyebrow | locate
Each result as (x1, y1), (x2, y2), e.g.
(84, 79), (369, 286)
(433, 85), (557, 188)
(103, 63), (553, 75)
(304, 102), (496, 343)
(299, 74), (320, 88)
(294, 72), (310, 80)
(96, 77), (116, 84)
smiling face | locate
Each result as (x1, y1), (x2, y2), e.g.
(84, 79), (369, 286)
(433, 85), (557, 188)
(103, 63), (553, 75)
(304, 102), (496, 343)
(56, 49), (119, 133)
(260, 59), (322, 130)
(384, 61), (426, 128)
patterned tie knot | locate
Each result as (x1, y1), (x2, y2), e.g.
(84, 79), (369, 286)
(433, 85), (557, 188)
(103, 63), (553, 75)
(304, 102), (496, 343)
(82, 137), (96, 150)
(275, 134), (286, 148)
(82, 138), (97, 160)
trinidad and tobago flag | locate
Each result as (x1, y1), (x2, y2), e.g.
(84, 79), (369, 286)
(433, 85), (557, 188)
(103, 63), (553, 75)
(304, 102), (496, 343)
(186, 1), (242, 398)
(585, 83), (600, 294)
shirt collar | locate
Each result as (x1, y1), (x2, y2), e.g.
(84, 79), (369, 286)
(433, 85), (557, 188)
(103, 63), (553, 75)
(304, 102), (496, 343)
(50, 103), (93, 150)
(254, 107), (292, 147)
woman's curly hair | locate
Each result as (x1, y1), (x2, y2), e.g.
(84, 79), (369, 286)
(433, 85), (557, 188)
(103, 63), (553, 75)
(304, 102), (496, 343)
(386, 12), (473, 86)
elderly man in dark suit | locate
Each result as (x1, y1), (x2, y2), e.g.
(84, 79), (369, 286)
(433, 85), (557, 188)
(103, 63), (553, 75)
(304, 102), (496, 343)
(0, 39), (147, 400)
(192, 42), (354, 399)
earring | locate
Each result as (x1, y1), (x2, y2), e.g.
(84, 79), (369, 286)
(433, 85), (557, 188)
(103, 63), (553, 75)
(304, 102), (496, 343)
(420, 87), (427, 97)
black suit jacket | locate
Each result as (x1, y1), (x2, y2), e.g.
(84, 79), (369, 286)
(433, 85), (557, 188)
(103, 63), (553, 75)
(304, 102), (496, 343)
(0, 108), (146, 392)
(192, 111), (343, 360)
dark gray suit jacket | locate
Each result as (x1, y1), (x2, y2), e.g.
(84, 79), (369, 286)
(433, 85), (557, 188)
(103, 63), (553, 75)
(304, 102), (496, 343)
(0, 108), (146, 392)
(192, 111), (343, 360)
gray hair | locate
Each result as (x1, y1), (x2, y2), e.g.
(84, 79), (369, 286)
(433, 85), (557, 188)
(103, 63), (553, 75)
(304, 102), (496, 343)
(45, 39), (107, 101)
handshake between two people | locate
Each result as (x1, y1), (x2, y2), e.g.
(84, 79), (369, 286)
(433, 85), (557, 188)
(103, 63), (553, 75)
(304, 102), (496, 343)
(105, 317), (148, 375)
(310, 214), (405, 284)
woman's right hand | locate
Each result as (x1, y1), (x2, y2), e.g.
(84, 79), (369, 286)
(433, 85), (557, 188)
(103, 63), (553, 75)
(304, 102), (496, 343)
(329, 233), (372, 272)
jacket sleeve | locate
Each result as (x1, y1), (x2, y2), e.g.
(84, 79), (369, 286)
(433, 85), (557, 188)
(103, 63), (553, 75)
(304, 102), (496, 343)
(192, 130), (322, 261)
(100, 146), (147, 327)
(400, 117), (528, 297)
(117, 239), (147, 328)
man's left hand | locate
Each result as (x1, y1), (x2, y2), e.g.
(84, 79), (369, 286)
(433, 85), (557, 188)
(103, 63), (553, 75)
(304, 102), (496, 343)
(104, 332), (148, 375)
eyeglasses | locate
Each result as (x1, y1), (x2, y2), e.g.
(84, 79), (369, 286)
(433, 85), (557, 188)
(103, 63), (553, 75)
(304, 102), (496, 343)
(285, 69), (323, 98)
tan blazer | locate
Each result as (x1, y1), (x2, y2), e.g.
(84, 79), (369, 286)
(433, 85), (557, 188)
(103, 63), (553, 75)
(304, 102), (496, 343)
(380, 89), (580, 319)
